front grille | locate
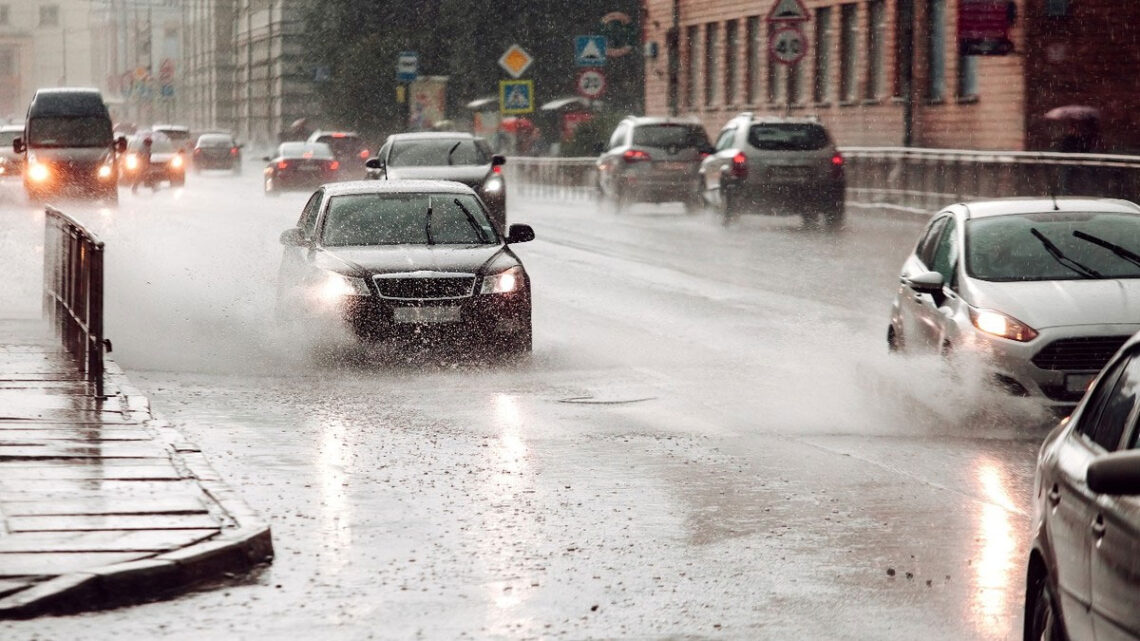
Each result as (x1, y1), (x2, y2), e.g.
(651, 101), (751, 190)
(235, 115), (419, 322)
(374, 274), (475, 300)
(1031, 335), (1131, 371)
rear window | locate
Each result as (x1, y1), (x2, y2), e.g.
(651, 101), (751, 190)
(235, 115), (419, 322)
(315, 135), (367, 159)
(747, 124), (831, 151)
(280, 142), (333, 158)
(197, 134), (234, 148)
(631, 125), (709, 149)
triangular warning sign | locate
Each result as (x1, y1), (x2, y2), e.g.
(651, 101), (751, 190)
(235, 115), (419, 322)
(506, 87), (528, 109)
(580, 39), (604, 62)
(766, 0), (809, 22)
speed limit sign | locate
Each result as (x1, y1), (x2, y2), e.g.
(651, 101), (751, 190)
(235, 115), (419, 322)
(576, 68), (606, 99)
(769, 26), (807, 65)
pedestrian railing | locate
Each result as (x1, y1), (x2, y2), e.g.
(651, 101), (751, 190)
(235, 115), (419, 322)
(506, 149), (1140, 214)
(43, 207), (107, 397)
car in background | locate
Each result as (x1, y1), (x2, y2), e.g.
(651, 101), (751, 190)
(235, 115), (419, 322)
(365, 132), (507, 233)
(700, 113), (845, 228)
(193, 132), (242, 174)
(1024, 329), (1140, 641)
(262, 142), (338, 195)
(595, 116), (712, 213)
(307, 131), (370, 179)
(888, 197), (1140, 411)
(151, 124), (192, 152)
(0, 124), (23, 178)
(275, 180), (535, 355)
(120, 131), (186, 188)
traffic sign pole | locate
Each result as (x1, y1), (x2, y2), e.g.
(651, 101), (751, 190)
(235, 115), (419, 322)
(766, 1), (810, 116)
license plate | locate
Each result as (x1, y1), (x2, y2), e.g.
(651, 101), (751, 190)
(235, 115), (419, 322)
(1065, 373), (1097, 393)
(772, 167), (811, 181)
(658, 162), (690, 172)
(393, 306), (461, 324)
(298, 165), (320, 172)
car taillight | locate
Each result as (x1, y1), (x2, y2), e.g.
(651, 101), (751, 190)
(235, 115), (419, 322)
(231, 147), (239, 156)
(731, 152), (748, 179)
(329, 160), (340, 171)
(492, 164), (502, 174)
(831, 154), (844, 167)
(358, 149), (369, 159)
(277, 160), (289, 170)
(622, 149), (651, 163)
(193, 148), (202, 155)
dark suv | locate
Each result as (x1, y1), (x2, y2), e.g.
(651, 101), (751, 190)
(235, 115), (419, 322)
(596, 116), (712, 213)
(699, 113), (845, 228)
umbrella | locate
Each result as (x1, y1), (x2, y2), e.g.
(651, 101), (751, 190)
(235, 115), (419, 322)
(540, 96), (598, 112)
(1044, 105), (1100, 121)
(498, 116), (534, 133)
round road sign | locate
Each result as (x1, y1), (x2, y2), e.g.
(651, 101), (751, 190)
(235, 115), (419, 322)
(769, 26), (807, 65)
(576, 68), (606, 99)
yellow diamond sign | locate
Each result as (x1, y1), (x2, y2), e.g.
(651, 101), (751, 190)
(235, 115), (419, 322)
(498, 44), (533, 79)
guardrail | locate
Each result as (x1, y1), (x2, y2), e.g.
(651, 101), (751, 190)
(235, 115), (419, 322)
(43, 207), (107, 397)
(505, 149), (1140, 214)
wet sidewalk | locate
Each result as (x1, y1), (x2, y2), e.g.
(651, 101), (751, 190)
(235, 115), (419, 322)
(0, 318), (272, 618)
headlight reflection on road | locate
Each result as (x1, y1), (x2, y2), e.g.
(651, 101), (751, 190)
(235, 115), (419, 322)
(316, 415), (353, 574)
(970, 459), (1020, 637)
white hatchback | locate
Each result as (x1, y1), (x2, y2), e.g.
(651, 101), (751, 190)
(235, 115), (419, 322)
(888, 197), (1140, 410)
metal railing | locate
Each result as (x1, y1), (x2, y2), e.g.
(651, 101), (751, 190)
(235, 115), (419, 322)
(43, 207), (107, 397)
(505, 149), (1140, 214)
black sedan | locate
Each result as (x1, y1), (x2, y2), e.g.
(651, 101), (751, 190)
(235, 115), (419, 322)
(263, 142), (339, 195)
(193, 132), (242, 174)
(275, 180), (534, 354)
(365, 132), (507, 233)
(1024, 329), (1140, 641)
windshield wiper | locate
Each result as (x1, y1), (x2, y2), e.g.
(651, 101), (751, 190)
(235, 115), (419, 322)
(1030, 227), (1101, 279)
(1072, 230), (1140, 270)
(425, 197), (435, 245)
(446, 141), (461, 166)
(453, 198), (491, 243)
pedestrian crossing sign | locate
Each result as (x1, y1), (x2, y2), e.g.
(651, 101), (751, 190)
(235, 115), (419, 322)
(499, 79), (534, 115)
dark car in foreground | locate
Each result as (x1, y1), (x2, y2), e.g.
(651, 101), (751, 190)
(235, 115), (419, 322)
(366, 132), (507, 233)
(193, 132), (242, 174)
(1024, 330), (1140, 641)
(263, 142), (338, 195)
(596, 116), (712, 213)
(275, 180), (534, 354)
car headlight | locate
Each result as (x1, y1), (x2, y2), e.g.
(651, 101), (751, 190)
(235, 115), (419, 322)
(481, 266), (524, 294)
(125, 153), (139, 170)
(98, 164), (113, 179)
(28, 161), (49, 182)
(171, 154), (184, 169)
(483, 176), (504, 194)
(314, 272), (371, 305)
(969, 308), (1038, 342)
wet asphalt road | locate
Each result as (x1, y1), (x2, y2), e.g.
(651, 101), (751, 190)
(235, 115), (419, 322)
(0, 169), (1055, 640)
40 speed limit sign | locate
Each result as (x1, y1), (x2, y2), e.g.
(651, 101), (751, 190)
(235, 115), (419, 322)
(769, 26), (807, 65)
(576, 68), (606, 99)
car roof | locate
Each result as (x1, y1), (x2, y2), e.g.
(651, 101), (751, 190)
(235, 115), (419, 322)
(387, 131), (477, 141)
(152, 124), (189, 131)
(953, 197), (1140, 220)
(309, 130), (362, 139)
(0, 124), (22, 132)
(622, 116), (703, 127)
(321, 180), (477, 197)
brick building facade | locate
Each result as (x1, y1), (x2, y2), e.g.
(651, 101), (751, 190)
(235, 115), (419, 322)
(642, 0), (1140, 152)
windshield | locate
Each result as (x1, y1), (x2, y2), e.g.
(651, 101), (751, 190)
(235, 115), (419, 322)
(631, 124), (708, 149)
(388, 139), (489, 166)
(747, 124), (831, 150)
(315, 135), (366, 159)
(966, 212), (1140, 281)
(321, 193), (498, 246)
(27, 116), (112, 147)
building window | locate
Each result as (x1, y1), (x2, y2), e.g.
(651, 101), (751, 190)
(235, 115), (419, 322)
(0, 5), (9, 26)
(39, 4), (59, 27)
(705, 23), (719, 107)
(958, 55), (979, 98)
(686, 25), (699, 109)
(866, 0), (886, 99)
(813, 7), (832, 103)
(0, 49), (14, 76)
(839, 4), (858, 103)
(724, 20), (739, 105)
(927, 0), (946, 101)
(894, 0), (915, 98)
(767, 23), (784, 103)
(747, 17), (761, 103)
(788, 60), (804, 105)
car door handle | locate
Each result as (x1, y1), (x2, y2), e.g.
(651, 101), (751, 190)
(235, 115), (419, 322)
(1092, 514), (1106, 538)
(1048, 485), (1062, 506)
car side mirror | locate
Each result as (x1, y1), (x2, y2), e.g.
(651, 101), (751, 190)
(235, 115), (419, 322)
(279, 228), (308, 246)
(701, 144), (716, 155)
(903, 270), (944, 295)
(592, 142), (605, 155)
(364, 157), (384, 170)
(1087, 450), (1140, 495)
(13, 137), (25, 154)
(115, 136), (127, 153)
(506, 224), (535, 244)
(491, 154), (506, 167)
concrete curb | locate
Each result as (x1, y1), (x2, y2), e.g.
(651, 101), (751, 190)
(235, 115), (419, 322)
(0, 359), (274, 619)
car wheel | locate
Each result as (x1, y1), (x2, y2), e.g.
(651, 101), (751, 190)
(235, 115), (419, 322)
(720, 186), (743, 225)
(887, 326), (901, 353)
(1027, 574), (1066, 641)
(824, 203), (845, 231)
(264, 177), (278, 196)
(683, 187), (705, 215)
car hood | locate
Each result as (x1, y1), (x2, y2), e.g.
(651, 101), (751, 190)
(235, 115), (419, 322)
(967, 278), (1140, 329)
(315, 244), (509, 276)
(385, 165), (490, 188)
(31, 148), (112, 165)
